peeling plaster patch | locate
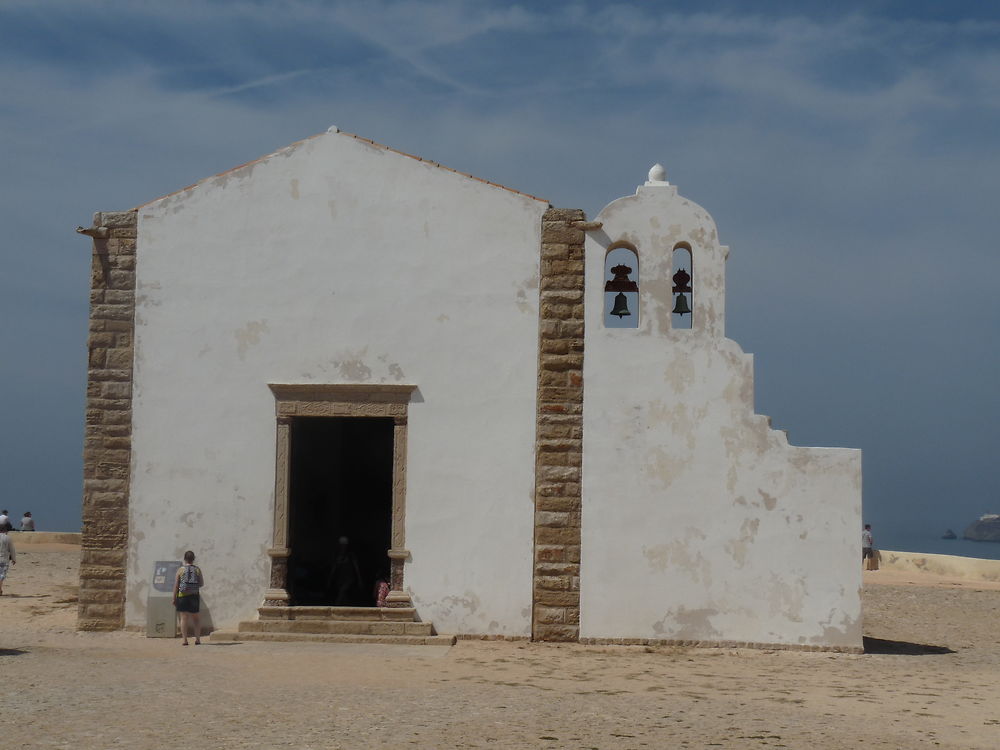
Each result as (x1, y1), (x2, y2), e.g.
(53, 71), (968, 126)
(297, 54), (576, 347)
(653, 606), (721, 638)
(290, 179), (300, 200)
(209, 161), (258, 190)
(664, 356), (695, 393)
(388, 363), (405, 381)
(733, 495), (747, 507)
(328, 200), (337, 219)
(179, 511), (202, 529)
(727, 465), (738, 493)
(722, 373), (750, 408)
(675, 606), (720, 637)
(515, 287), (530, 313)
(643, 446), (686, 491)
(135, 293), (161, 310)
(811, 609), (860, 647)
(642, 537), (711, 585)
(437, 592), (482, 619)
(436, 314), (450, 323)
(758, 489), (777, 511)
(333, 348), (372, 381)
(234, 320), (269, 361)
(724, 518), (760, 567)
(767, 574), (805, 622)
(129, 579), (149, 610)
(647, 401), (698, 452)
(643, 544), (672, 573)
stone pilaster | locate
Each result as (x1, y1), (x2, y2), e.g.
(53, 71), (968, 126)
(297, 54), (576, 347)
(532, 208), (586, 641)
(78, 210), (137, 631)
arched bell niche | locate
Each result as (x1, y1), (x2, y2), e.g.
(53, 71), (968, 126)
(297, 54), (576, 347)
(604, 244), (639, 329)
(671, 243), (693, 330)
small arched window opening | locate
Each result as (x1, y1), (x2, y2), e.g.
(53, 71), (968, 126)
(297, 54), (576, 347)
(604, 246), (639, 329)
(671, 245), (693, 330)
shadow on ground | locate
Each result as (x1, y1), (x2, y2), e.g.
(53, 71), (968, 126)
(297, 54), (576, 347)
(863, 636), (955, 655)
(0, 648), (29, 656)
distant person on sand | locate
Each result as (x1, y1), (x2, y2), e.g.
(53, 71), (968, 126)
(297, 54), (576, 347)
(172, 550), (204, 645)
(0, 510), (9, 528)
(0, 522), (16, 595)
(20, 512), (35, 531)
(862, 524), (874, 562)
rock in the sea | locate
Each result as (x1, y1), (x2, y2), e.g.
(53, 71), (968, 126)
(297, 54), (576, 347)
(942, 529), (957, 540)
(963, 515), (1000, 542)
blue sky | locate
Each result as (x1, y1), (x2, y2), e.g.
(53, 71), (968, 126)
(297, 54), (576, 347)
(2, 1), (999, 549)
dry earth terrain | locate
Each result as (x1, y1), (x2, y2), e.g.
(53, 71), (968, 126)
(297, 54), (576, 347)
(3, 544), (1000, 749)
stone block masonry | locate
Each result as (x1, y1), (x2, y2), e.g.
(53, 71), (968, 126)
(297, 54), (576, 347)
(532, 208), (587, 641)
(78, 210), (137, 631)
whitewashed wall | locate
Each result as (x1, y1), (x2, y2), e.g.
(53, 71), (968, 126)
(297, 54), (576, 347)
(580, 177), (862, 649)
(126, 130), (547, 634)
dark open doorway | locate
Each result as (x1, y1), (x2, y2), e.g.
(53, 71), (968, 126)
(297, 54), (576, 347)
(287, 417), (394, 606)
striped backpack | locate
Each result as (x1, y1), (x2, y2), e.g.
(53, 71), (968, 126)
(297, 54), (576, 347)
(177, 564), (202, 594)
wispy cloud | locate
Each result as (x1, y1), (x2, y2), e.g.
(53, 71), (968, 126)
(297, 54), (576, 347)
(1, 0), (999, 532)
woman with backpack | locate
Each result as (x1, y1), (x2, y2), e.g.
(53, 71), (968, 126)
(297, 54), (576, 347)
(172, 550), (204, 645)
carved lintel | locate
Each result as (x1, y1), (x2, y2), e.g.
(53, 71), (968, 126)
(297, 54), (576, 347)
(268, 383), (417, 408)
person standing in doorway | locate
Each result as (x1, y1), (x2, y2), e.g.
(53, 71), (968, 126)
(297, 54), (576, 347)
(328, 536), (363, 606)
(862, 524), (874, 562)
(173, 550), (204, 645)
(0, 522), (16, 595)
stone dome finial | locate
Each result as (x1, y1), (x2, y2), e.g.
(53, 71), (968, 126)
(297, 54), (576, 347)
(645, 163), (669, 186)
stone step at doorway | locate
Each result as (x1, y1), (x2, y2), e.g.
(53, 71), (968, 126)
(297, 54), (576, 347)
(210, 606), (456, 646)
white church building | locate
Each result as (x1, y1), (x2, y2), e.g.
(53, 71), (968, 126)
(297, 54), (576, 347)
(77, 127), (862, 650)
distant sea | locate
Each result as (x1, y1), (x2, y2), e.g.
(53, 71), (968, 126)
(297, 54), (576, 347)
(878, 530), (1000, 561)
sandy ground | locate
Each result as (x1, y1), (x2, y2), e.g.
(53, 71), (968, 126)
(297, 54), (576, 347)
(4, 547), (1000, 749)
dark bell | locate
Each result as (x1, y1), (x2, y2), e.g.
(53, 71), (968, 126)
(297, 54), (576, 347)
(672, 293), (691, 316)
(610, 292), (630, 318)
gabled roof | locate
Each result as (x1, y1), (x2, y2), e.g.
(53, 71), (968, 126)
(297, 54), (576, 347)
(137, 127), (549, 209)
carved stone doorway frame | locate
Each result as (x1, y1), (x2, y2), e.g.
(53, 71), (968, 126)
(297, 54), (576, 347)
(264, 384), (416, 609)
